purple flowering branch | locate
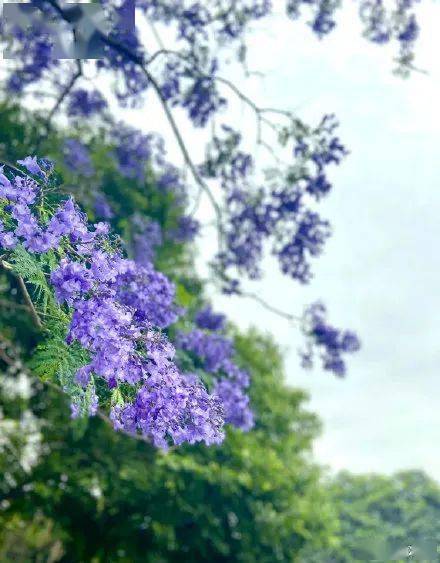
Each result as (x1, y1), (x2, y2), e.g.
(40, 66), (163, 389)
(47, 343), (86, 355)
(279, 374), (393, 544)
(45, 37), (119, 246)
(0, 156), (231, 447)
(142, 46), (296, 162)
(0, 332), (154, 445)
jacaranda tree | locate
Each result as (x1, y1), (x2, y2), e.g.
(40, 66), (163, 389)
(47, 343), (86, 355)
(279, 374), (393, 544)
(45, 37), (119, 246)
(0, 0), (430, 560)
(0, 103), (338, 561)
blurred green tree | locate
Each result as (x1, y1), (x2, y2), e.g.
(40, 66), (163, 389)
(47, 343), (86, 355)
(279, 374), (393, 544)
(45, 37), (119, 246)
(304, 470), (440, 562)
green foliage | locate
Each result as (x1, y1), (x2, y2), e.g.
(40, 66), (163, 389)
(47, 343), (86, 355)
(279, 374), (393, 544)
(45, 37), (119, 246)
(9, 244), (55, 314)
(1, 330), (338, 562)
(29, 331), (87, 386)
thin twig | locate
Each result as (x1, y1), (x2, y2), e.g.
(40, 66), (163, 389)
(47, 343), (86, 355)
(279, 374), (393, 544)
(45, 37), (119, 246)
(0, 260), (43, 329)
(15, 276), (43, 329)
(240, 291), (301, 324)
(39, 59), (82, 143)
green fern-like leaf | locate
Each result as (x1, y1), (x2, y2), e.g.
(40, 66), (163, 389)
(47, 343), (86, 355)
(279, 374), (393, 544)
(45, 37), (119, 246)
(29, 330), (89, 391)
(10, 245), (52, 311)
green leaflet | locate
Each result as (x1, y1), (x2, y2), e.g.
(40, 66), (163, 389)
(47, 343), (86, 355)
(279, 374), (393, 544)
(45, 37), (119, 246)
(10, 244), (52, 313)
(28, 328), (89, 391)
(9, 245), (66, 321)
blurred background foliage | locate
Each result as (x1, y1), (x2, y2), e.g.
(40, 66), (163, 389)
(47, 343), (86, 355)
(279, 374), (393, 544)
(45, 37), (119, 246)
(1, 101), (440, 561)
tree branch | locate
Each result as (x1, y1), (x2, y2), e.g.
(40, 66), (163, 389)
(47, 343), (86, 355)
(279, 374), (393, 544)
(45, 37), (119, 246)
(0, 260), (43, 329)
(240, 291), (302, 324)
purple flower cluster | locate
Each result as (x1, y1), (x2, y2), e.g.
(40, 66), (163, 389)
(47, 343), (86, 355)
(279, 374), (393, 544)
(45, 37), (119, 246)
(300, 302), (361, 377)
(5, 21), (56, 93)
(214, 0), (271, 39)
(182, 61), (227, 127)
(97, 0), (149, 105)
(0, 163), (105, 254)
(131, 215), (163, 265)
(294, 114), (348, 200)
(63, 139), (95, 178)
(213, 367), (254, 431)
(177, 329), (234, 373)
(171, 215), (200, 243)
(176, 306), (254, 431)
(195, 305), (226, 331)
(110, 369), (224, 448)
(112, 124), (164, 181)
(208, 117), (345, 289)
(67, 88), (108, 118)
(51, 233), (224, 447)
(60, 272), (224, 447)
(0, 157), (227, 448)
(360, 0), (419, 51)
(275, 210), (331, 283)
(286, 0), (339, 37)
(116, 259), (180, 328)
(94, 193), (114, 220)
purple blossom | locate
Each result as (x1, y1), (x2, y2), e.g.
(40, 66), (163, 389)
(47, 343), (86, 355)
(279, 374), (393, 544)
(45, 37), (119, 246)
(0, 176), (106, 255)
(111, 372), (225, 448)
(0, 229), (18, 250)
(275, 210), (331, 284)
(116, 260), (180, 328)
(176, 328), (254, 431)
(132, 216), (162, 264)
(12, 203), (57, 253)
(67, 88), (107, 118)
(63, 139), (95, 177)
(213, 377), (254, 431)
(195, 305), (226, 331)
(17, 156), (42, 175)
(301, 302), (361, 377)
(47, 198), (86, 238)
(0, 168), (39, 204)
(176, 329), (234, 373)
(94, 194), (114, 220)
(5, 22), (56, 93)
(112, 124), (163, 181)
(172, 215), (200, 242)
(96, 6), (149, 105)
(156, 164), (186, 202)
(182, 60), (227, 127)
(51, 259), (92, 305)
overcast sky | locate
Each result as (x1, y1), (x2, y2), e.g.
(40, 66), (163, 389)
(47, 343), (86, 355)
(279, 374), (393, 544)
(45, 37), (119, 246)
(190, 3), (440, 479)
(19, 1), (439, 479)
